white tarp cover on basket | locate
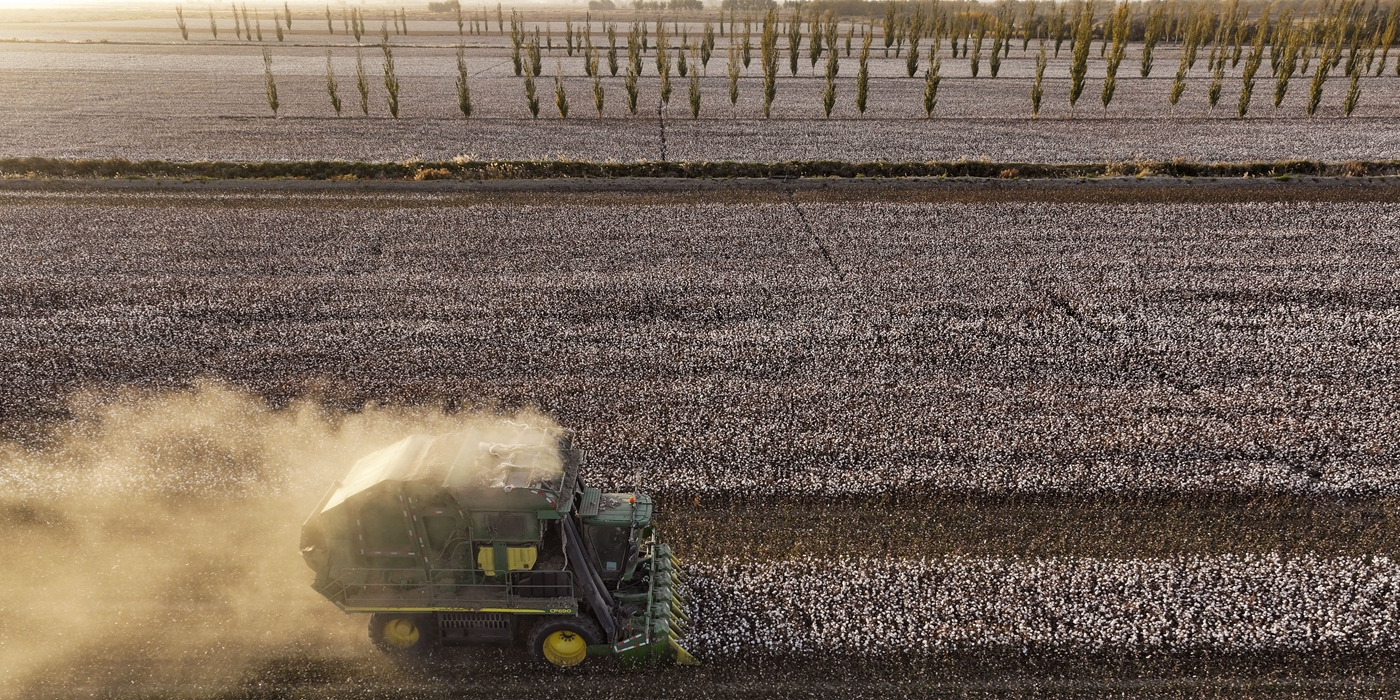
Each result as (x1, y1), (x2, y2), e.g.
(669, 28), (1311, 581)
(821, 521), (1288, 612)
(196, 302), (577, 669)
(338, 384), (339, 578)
(322, 426), (563, 512)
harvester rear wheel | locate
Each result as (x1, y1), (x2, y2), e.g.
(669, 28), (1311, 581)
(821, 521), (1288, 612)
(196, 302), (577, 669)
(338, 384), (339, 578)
(369, 613), (436, 655)
(528, 617), (602, 668)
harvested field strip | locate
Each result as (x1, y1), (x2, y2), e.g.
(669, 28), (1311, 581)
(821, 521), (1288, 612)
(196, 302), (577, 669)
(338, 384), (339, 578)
(686, 555), (1400, 658)
(6, 157), (1400, 181)
(655, 494), (1400, 560)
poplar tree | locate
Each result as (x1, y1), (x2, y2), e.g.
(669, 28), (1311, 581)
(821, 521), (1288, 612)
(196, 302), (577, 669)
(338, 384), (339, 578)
(608, 23), (619, 75)
(1032, 41), (1047, 118)
(1237, 14), (1266, 118)
(1101, 1), (1129, 115)
(1022, 0), (1038, 51)
(883, 3), (897, 57)
(689, 48), (702, 118)
(1068, 0), (1094, 116)
(555, 66), (569, 118)
(326, 50), (342, 116)
(743, 17), (753, 68)
(1208, 55), (1224, 112)
(702, 21), (715, 71)
(1051, 3), (1068, 57)
(1168, 53), (1187, 115)
(989, 15), (1005, 77)
(762, 8), (779, 117)
(625, 68), (639, 115)
(923, 58), (941, 117)
(524, 74), (540, 118)
(1141, 3), (1166, 77)
(1343, 66), (1361, 116)
(355, 47), (370, 115)
(728, 44), (741, 106)
(856, 32), (870, 115)
(970, 17), (985, 76)
(821, 47), (837, 117)
(456, 46), (473, 117)
(906, 7), (925, 77)
(787, 5), (803, 76)
(1377, 2), (1399, 75)
(529, 36), (543, 77)
(593, 73), (605, 118)
(1275, 31), (1301, 109)
(262, 48), (279, 116)
(382, 36), (400, 118)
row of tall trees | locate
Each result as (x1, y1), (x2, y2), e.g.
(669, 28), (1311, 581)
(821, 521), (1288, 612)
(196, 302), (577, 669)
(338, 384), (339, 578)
(251, 0), (1391, 119)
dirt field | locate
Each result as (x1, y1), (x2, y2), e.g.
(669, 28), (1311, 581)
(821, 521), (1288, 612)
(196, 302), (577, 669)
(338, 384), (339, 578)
(3, 179), (1400, 698)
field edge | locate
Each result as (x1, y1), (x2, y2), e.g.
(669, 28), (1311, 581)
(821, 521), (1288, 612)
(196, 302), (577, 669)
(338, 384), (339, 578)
(4, 156), (1400, 183)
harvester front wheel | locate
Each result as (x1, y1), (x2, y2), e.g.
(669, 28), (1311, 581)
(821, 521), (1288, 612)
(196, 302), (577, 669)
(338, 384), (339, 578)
(369, 613), (436, 655)
(528, 617), (602, 668)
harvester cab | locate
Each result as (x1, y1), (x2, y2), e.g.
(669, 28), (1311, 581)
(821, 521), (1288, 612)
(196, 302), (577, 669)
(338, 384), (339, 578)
(299, 427), (695, 668)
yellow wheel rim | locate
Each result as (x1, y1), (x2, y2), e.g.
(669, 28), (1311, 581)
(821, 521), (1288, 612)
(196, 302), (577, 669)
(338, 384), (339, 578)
(542, 630), (587, 666)
(382, 619), (420, 649)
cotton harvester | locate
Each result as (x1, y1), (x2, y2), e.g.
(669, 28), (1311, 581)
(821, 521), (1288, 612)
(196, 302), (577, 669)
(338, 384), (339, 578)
(299, 426), (695, 668)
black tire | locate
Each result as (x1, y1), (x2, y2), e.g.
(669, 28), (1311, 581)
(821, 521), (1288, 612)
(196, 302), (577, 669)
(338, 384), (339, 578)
(368, 613), (437, 655)
(527, 616), (603, 668)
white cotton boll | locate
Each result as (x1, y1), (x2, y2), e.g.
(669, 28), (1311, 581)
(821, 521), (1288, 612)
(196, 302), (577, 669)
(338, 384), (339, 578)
(683, 555), (1400, 660)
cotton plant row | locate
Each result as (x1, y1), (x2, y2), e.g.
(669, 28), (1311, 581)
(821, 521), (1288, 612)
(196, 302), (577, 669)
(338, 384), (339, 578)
(3, 198), (1400, 497)
(683, 554), (1400, 658)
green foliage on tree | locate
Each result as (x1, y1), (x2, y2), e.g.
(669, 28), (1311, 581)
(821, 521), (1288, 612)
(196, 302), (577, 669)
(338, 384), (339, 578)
(261, 48), (279, 116)
(524, 75), (540, 118)
(821, 47), (837, 117)
(326, 50), (342, 116)
(625, 68), (639, 114)
(1032, 42), (1047, 118)
(923, 58), (941, 117)
(456, 46), (472, 117)
(1068, 0), (1094, 115)
(355, 48), (370, 115)
(855, 32), (870, 115)
(728, 44), (742, 105)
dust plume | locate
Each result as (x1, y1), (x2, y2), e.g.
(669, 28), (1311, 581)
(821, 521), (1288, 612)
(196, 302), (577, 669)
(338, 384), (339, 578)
(0, 382), (560, 698)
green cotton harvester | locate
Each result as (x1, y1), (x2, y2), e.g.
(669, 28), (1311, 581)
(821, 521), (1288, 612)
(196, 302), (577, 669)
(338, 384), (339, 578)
(299, 424), (695, 668)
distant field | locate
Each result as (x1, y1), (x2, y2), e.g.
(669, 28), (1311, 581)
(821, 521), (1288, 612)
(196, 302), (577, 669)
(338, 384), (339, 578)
(2, 13), (1399, 163)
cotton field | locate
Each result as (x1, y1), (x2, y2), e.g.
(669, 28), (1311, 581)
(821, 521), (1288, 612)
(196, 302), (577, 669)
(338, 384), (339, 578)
(686, 555), (1400, 657)
(5, 11), (1400, 164)
(2, 191), (1400, 498)
(2, 182), (1400, 695)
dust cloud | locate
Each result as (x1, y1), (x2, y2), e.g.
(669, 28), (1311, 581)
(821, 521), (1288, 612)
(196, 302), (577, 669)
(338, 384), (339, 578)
(0, 382), (559, 698)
